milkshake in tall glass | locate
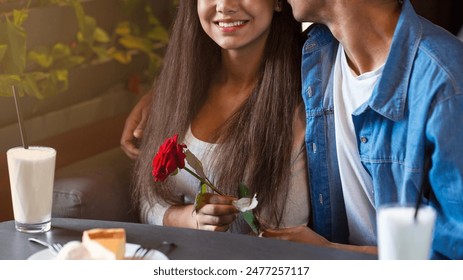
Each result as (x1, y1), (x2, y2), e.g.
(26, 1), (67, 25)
(7, 146), (56, 233)
(377, 204), (436, 260)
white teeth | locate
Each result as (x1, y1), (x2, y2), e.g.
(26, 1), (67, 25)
(217, 21), (246, 28)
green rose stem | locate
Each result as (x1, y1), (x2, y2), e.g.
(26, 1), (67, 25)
(183, 166), (224, 196)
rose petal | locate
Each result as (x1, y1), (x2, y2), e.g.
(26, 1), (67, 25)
(232, 194), (258, 212)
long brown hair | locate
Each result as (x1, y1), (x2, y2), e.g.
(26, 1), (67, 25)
(132, 0), (303, 228)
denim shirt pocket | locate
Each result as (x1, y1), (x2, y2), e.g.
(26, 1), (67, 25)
(353, 109), (426, 206)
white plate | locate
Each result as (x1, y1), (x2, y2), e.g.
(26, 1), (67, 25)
(28, 243), (169, 260)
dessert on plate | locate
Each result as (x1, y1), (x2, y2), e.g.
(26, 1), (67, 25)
(56, 228), (126, 260)
(83, 228), (126, 260)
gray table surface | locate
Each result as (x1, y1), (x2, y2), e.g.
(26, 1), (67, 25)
(0, 218), (377, 260)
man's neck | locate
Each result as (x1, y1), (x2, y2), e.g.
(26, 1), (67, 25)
(326, 1), (402, 75)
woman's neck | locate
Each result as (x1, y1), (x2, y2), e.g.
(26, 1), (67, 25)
(218, 57), (259, 89)
(217, 36), (267, 89)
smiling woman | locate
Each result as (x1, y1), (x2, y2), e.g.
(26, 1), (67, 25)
(132, 0), (310, 235)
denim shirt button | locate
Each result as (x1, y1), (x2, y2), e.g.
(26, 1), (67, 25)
(360, 136), (368, 143)
(306, 86), (313, 98)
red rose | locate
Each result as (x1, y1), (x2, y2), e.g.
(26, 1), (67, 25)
(152, 134), (187, 182)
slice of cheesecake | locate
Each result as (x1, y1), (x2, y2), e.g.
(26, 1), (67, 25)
(82, 228), (126, 260)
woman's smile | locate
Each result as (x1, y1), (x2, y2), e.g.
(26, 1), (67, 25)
(214, 20), (249, 32)
(198, 0), (276, 51)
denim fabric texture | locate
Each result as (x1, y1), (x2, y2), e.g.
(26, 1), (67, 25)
(302, 0), (463, 259)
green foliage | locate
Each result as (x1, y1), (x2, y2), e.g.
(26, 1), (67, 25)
(0, 0), (172, 99)
(0, 5), (28, 97)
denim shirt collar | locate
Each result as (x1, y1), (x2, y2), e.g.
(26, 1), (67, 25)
(369, 0), (422, 121)
(303, 0), (422, 121)
(303, 24), (335, 54)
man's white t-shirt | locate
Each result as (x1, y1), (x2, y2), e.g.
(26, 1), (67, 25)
(333, 45), (384, 246)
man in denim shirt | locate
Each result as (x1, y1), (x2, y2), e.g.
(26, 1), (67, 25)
(263, 0), (463, 259)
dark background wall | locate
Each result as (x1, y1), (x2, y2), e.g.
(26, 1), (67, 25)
(411, 0), (463, 35)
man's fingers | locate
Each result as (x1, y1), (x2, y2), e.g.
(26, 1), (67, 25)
(120, 93), (151, 159)
(120, 118), (141, 160)
(135, 102), (149, 137)
(133, 127), (144, 139)
(121, 142), (139, 160)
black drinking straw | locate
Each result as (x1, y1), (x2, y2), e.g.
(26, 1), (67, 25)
(413, 183), (425, 221)
(12, 86), (29, 149)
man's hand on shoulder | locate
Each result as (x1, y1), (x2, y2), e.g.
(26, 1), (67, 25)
(120, 93), (152, 159)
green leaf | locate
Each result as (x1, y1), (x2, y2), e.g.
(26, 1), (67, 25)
(53, 69), (69, 92)
(93, 27), (110, 43)
(13, 9), (29, 26)
(91, 46), (110, 60)
(241, 211), (259, 234)
(23, 73), (45, 99)
(41, 70), (69, 95)
(76, 31), (84, 43)
(0, 74), (21, 97)
(184, 149), (206, 179)
(115, 21), (131, 36)
(82, 16), (97, 44)
(147, 26), (169, 44)
(22, 69), (68, 100)
(110, 50), (132, 64)
(28, 50), (53, 68)
(1, 18), (27, 74)
(51, 43), (71, 59)
(239, 183), (250, 198)
(194, 183), (208, 212)
(71, 0), (96, 44)
(119, 35), (151, 53)
(49, 43), (85, 69)
(54, 55), (86, 69)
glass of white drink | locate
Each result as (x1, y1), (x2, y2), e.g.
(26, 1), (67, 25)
(377, 203), (436, 260)
(7, 146), (56, 233)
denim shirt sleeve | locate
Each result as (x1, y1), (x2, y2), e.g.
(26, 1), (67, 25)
(355, 0), (463, 259)
(426, 93), (463, 260)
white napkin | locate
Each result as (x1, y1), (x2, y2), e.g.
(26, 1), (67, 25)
(56, 240), (116, 260)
